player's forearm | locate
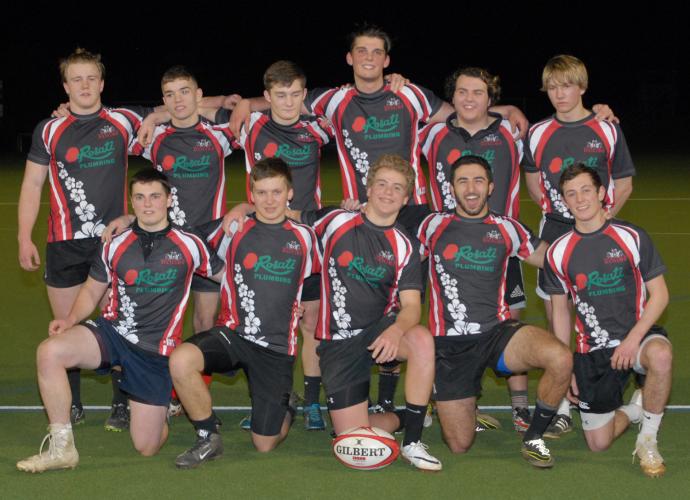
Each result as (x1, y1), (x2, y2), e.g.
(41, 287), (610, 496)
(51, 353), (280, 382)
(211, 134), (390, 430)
(65, 280), (104, 323)
(610, 177), (633, 216)
(524, 241), (548, 269)
(17, 180), (43, 243)
(394, 299), (422, 334)
(429, 102), (454, 124)
(524, 172), (542, 206)
(627, 279), (669, 343)
(551, 295), (572, 346)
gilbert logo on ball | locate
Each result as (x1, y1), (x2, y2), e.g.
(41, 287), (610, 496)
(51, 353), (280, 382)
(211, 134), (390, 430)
(332, 426), (399, 470)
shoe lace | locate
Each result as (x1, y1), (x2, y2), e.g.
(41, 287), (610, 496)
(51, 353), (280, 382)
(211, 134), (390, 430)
(39, 429), (69, 459)
(408, 441), (429, 454)
(632, 439), (662, 465)
(527, 439), (550, 455)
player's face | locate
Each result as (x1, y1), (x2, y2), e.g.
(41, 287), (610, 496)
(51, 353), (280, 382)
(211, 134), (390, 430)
(162, 78), (202, 127)
(562, 173), (606, 224)
(264, 80), (306, 125)
(131, 181), (172, 232)
(451, 163), (494, 218)
(63, 62), (104, 114)
(453, 75), (491, 123)
(346, 36), (390, 84)
(251, 176), (293, 224)
(366, 168), (409, 221)
(546, 78), (585, 118)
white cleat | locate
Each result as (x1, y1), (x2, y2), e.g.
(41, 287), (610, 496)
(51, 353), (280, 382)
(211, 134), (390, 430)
(17, 423), (79, 473)
(401, 441), (442, 471)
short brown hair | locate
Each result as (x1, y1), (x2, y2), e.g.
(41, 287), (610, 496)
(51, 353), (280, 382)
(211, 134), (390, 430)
(263, 60), (306, 91)
(348, 24), (392, 53)
(161, 65), (198, 91)
(250, 157), (293, 189)
(366, 154), (414, 196)
(59, 48), (105, 82)
(558, 163), (602, 193)
(445, 67), (501, 104)
(130, 168), (172, 195)
(541, 54), (588, 91)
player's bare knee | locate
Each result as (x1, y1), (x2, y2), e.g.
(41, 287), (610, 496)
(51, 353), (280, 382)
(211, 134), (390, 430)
(644, 341), (673, 376)
(252, 436), (279, 453)
(443, 434), (472, 454)
(36, 337), (66, 369)
(135, 441), (161, 457)
(585, 434), (613, 453)
(405, 326), (434, 362)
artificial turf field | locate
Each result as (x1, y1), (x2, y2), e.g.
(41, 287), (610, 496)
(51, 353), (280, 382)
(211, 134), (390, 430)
(1, 151), (688, 499)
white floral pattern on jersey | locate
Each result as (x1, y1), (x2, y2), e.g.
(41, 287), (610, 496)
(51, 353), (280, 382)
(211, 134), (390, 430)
(167, 186), (187, 226)
(114, 278), (140, 344)
(435, 163), (456, 210)
(58, 160), (106, 238)
(434, 255), (481, 335)
(543, 176), (573, 219)
(328, 257), (356, 339)
(342, 129), (369, 186)
(233, 264), (268, 348)
(575, 295), (618, 350)
(254, 152), (262, 161)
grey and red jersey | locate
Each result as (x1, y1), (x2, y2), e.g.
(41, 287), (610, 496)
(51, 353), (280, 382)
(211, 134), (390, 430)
(305, 83), (443, 205)
(522, 113), (635, 221)
(418, 212), (539, 339)
(302, 208), (422, 341)
(27, 106), (148, 242)
(543, 220), (665, 354)
(420, 112), (523, 216)
(131, 118), (236, 227)
(89, 222), (222, 356)
(238, 112), (330, 211)
(206, 215), (320, 356)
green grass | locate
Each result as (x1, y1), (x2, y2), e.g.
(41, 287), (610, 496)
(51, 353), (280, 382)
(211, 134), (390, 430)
(1, 152), (689, 498)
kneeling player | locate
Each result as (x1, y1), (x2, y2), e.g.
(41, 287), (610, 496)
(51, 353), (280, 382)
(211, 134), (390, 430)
(170, 158), (320, 468)
(544, 164), (672, 477)
(17, 169), (222, 473)
(417, 156), (573, 468)
(296, 155), (440, 471)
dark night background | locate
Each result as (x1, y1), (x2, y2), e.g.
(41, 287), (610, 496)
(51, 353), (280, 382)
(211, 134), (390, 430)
(0, 3), (687, 154)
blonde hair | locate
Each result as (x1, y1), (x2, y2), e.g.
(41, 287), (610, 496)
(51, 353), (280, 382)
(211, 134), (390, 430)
(541, 54), (588, 91)
(366, 155), (414, 196)
(60, 48), (105, 82)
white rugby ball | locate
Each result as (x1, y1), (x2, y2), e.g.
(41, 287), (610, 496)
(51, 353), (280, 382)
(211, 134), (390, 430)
(332, 426), (400, 470)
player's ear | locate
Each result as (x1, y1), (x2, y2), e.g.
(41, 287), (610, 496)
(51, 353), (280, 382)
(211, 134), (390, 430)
(287, 188), (294, 203)
(166, 192), (173, 208)
(196, 87), (203, 103)
(383, 54), (390, 69)
(99, 79), (104, 94)
(346, 52), (354, 67)
(263, 89), (272, 103)
(488, 181), (495, 197)
(597, 185), (605, 202)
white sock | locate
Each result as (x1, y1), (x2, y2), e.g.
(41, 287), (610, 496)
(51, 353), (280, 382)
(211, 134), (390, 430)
(557, 398), (571, 416)
(639, 410), (663, 440)
(620, 403), (643, 424)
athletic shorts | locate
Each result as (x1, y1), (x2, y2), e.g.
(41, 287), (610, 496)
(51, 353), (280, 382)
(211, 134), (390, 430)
(433, 320), (523, 401)
(537, 215), (575, 299)
(317, 313), (396, 410)
(186, 327), (294, 436)
(44, 238), (100, 288)
(575, 326), (669, 414)
(191, 273), (220, 293)
(84, 317), (171, 407)
(301, 274), (320, 302)
(505, 257), (526, 309)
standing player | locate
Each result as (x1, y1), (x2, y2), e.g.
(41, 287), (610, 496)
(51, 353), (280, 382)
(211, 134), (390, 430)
(295, 155), (441, 471)
(523, 55), (635, 436)
(544, 164), (672, 477)
(16, 169), (223, 473)
(169, 158), (320, 468)
(417, 156), (573, 468)
(420, 67), (530, 431)
(17, 48), (147, 429)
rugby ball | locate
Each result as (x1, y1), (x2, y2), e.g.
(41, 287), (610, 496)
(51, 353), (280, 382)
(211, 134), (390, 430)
(332, 426), (400, 470)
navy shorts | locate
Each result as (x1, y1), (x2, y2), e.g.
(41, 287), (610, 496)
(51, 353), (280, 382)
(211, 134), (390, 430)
(186, 327), (294, 436)
(504, 257), (526, 309)
(433, 320), (523, 401)
(84, 317), (172, 407)
(317, 313), (397, 410)
(44, 238), (100, 288)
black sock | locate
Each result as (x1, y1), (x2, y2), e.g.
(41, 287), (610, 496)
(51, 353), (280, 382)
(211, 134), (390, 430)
(67, 368), (81, 406)
(110, 369), (127, 406)
(523, 400), (557, 442)
(402, 402), (427, 446)
(303, 376), (321, 406)
(191, 413), (220, 436)
(377, 370), (400, 407)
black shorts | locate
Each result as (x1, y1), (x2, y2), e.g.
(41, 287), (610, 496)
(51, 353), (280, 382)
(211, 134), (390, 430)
(537, 215), (575, 299)
(504, 257), (526, 309)
(84, 317), (171, 407)
(574, 326), (669, 414)
(301, 274), (320, 302)
(191, 273), (220, 293)
(186, 327), (294, 436)
(433, 320), (523, 401)
(317, 313), (396, 410)
(44, 238), (100, 288)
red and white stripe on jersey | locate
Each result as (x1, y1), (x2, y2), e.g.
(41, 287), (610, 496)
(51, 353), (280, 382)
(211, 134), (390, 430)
(585, 119), (618, 208)
(100, 230), (138, 322)
(44, 116), (74, 241)
(498, 121), (523, 218)
(603, 223), (645, 321)
(527, 118), (561, 214)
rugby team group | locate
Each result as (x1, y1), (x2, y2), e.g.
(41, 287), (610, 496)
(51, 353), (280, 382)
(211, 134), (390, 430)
(15, 24), (672, 478)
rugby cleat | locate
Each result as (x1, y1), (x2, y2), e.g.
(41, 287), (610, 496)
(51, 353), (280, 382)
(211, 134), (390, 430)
(423, 403), (434, 428)
(401, 441), (442, 471)
(476, 412), (501, 432)
(521, 438), (554, 468)
(239, 415), (251, 431)
(175, 430), (223, 469)
(633, 435), (665, 478)
(303, 403), (327, 431)
(167, 398), (183, 419)
(543, 414), (573, 439)
(512, 407), (532, 433)
(70, 404), (85, 426)
(17, 424), (79, 473)
(104, 403), (130, 432)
